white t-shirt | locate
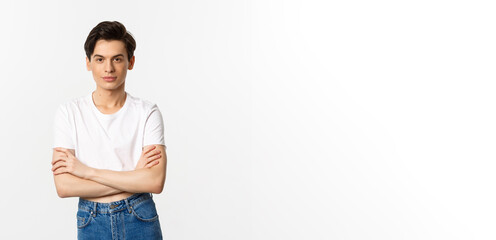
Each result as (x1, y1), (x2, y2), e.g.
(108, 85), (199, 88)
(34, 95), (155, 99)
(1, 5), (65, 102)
(52, 91), (166, 171)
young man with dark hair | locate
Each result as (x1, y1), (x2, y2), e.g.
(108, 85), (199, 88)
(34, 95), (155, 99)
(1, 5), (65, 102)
(51, 21), (166, 239)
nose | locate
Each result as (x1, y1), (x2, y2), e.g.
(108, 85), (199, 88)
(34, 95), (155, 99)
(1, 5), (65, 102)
(105, 60), (115, 73)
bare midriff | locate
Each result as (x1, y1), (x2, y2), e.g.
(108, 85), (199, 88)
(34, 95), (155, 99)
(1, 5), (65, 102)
(82, 192), (135, 203)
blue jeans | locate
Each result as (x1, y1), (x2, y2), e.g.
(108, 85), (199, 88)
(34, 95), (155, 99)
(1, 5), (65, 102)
(77, 193), (163, 239)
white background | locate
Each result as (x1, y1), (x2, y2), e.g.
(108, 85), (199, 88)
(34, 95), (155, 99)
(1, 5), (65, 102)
(0, 0), (495, 239)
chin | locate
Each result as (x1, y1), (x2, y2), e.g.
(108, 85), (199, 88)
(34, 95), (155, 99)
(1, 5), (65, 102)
(100, 81), (125, 90)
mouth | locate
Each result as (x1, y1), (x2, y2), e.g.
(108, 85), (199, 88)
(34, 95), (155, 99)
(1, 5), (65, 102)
(103, 77), (117, 82)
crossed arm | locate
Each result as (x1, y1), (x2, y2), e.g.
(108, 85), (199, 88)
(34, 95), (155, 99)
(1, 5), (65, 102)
(51, 145), (167, 198)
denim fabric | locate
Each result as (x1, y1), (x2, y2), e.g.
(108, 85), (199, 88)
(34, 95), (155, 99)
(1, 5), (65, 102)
(77, 193), (163, 240)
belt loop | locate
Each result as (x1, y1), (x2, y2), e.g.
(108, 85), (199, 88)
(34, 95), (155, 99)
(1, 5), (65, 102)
(124, 199), (132, 213)
(92, 202), (97, 217)
(149, 193), (153, 198)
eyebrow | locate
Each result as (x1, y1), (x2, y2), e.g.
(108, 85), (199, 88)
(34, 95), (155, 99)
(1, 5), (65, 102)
(92, 54), (125, 59)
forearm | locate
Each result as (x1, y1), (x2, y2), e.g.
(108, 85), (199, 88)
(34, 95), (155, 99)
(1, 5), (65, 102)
(54, 173), (124, 198)
(52, 145), (167, 195)
(86, 168), (164, 194)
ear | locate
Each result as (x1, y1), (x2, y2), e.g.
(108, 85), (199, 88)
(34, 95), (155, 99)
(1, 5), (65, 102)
(128, 55), (135, 70)
(86, 57), (91, 71)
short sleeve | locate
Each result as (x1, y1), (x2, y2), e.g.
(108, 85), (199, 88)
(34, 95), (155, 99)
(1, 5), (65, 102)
(143, 104), (166, 148)
(52, 104), (75, 149)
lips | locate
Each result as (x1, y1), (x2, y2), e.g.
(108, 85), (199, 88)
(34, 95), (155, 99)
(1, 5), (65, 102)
(103, 77), (117, 82)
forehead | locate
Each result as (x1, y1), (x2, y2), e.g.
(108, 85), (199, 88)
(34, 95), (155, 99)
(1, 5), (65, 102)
(92, 39), (127, 57)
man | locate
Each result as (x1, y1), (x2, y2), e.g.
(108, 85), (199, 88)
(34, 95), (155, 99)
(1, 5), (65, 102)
(51, 21), (166, 239)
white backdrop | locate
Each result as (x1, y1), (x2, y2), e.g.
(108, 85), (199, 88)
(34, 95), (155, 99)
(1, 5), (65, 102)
(1, 0), (495, 239)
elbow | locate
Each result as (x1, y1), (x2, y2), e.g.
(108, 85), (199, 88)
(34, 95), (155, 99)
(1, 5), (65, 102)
(54, 177), (73, 198)
(57, 191), (68, 198)
(149, 185), (162, 194)
(56, 184), (69, 198)
(151, 182), (164, 194)
(151, 187), (163, 194)
(150, 176), (166, 194)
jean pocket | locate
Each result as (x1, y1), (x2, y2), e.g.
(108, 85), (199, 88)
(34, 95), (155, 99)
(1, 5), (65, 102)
(131, 198), (159, 222)
(76, 209), (93, 229)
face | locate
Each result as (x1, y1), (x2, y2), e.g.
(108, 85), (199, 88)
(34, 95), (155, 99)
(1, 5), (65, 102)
(86, 39), (135, 92)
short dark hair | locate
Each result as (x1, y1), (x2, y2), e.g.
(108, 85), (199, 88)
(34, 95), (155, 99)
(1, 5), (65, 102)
(84, 21), (136, 62)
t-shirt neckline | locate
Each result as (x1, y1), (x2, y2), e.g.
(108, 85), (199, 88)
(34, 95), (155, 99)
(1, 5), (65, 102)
(88, 91), (130, 119)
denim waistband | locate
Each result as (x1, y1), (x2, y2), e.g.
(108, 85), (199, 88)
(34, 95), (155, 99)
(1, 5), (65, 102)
(78, 193), (153, 216)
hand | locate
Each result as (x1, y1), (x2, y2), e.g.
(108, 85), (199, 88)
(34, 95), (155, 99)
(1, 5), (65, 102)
(52, 147), (92, 179)
(135, 145), (162, 170)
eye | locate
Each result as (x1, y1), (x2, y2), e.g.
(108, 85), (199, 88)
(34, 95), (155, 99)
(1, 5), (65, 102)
(96, 58), (103, 62)
(114, 58), (122, 62)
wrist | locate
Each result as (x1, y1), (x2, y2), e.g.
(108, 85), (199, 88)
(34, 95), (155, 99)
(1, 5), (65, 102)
(85, 167), (97, 180)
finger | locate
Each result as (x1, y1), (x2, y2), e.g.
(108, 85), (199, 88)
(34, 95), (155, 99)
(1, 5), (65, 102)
(146, 154), (161, 164)
(145, 149), (160, 158)
(52, 161), (66, 172)
(145, 161), (158, 168)
(59, 149), (73, 156)
(143, 145), (156, 155)
(55, 147), (67, 152)
(52, 152), (63, 165)
(143, 145), (155, 153)
(51, 155), (67, 165)
(145, 160), (159, 168)
(53, 166), (67, 175)
(51, 159), (66, 166)
(145, 151), (158, 159)
(56, 148), (74, 157)
(54, 151), (67, 157)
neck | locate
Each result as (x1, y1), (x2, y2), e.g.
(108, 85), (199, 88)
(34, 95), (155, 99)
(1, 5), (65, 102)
(92, 87), (127, 108)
